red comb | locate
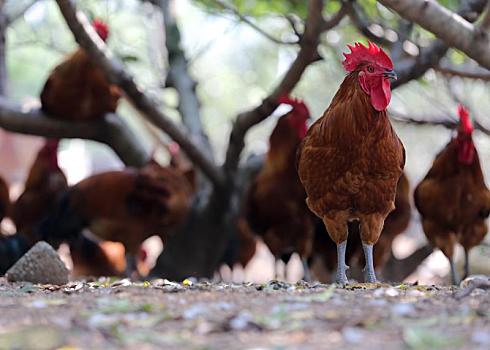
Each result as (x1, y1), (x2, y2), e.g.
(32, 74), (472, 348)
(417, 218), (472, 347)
(92, 19), (109, 42)
(342, 41), (393, 72)
(458, 104), (473, 134)
(278, 95), (310, 118)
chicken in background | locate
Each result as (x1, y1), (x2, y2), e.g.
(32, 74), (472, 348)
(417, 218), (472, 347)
(12, 139), (68, 242)
(40, 19), (121, 121)
(310, 173), (411, 282)
(38, 160), (193, 278)
(414, 105), (490, 284)
(220, 218), (258, 275)
(245, 96), (314, 281)
(297, 42), (404, 286)
(0, 140), (65, 274)
(5, 139), (130, 277)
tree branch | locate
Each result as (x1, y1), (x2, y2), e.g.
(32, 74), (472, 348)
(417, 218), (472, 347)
(378, 0), (490, 69)
(0, 98), (148, 167)
(391, 0), (486, 89)
(348, 1), (394, 46)
(159, 0), (214, 160)
(435, 61), (490, 81)
(479, 0), (490, 32)
(223, 0), (331, 178)
(213, 0), (299, 45)
(390, 107), (490, 138)
(54, 0), (226, 189)
(393, 40), (448, 89)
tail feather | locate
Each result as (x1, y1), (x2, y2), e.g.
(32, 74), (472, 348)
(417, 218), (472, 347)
(33, 189), (86, 247)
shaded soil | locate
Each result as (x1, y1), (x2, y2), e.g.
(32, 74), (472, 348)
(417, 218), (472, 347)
(0, 277), (489, 349)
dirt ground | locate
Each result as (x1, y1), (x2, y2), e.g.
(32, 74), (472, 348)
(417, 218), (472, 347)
(0, 278), (490, 350)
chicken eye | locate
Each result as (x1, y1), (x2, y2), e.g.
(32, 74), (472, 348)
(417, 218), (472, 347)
(367, 66), (375, 73)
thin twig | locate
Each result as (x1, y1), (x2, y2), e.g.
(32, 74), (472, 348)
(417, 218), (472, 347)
(435, 62), (490, 81)
(213, 0), (299, 45)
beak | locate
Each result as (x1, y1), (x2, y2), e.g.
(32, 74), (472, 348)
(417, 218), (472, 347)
(384, 69), (397, 81)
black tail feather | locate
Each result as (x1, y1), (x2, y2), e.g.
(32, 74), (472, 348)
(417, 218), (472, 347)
(32, 189), (86, 247)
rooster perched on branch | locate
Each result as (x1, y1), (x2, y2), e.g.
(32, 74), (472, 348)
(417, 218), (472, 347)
(40, 19), (121, 121)
(39, 160), (193, 278)
(297, 42), (404, 286)
(245, 96), (314, 280)
(414, 105), (490, 284)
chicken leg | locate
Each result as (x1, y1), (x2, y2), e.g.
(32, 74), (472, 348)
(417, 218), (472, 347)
(125, 253), (139, 280)
(302, 257), (312, 282)
(362, 243), (376, 283)
(359, 214), (386, 283)
(336, 240), (349, 286)
(463, 248), (470, 280)
(449, 257), (460, 285)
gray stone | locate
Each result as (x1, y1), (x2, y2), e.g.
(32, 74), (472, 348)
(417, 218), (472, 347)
(6, 241), (69, 285)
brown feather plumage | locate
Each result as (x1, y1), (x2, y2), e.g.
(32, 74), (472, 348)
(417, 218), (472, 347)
(246, 109), (315, 263)
(12, 142), (68, 243)
(40, 49), (121, 121)
(414, 138), (490, 266)
(297, 72), (405, 247)
(62, 162), (192, 258)
(311, 173), (410, 281)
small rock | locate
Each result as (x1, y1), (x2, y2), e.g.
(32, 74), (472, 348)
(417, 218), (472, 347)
(6, 242), (69, 285)
(460, 275), (489, 288)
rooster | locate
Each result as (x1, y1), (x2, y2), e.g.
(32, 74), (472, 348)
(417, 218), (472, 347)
(246, 96), (314, 280)
(0, 175), (9, 224)
(40, 19), (121, 121)
(38, 160), (193, 278)
(414, 105), (490, 284)
(297, 42), (404, 285)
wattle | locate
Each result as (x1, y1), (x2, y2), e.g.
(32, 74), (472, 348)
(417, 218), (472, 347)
(370, 77), (391, 112)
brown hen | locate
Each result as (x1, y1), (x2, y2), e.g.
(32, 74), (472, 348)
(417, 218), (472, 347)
(40, 19), (121, 121)
(246, 96), (314, 280)
(39, 161), (193, 277)
(414, 105), (490, 284)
